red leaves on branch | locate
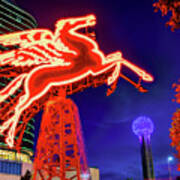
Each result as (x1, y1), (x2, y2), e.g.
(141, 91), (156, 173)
(171, 82), (180, 170)
(153, 0), (180, 31)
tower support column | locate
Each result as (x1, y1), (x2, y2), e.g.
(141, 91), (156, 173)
(140, 135), (155, 180)
(33, 96), (90, 180)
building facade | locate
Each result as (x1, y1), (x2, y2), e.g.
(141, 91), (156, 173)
(89, 167), (100, 180)
(0, 0), (37, 179)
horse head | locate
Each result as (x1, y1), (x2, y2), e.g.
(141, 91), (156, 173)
(55, 14), (96, 38)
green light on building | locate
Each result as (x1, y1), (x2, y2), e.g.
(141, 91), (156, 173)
(0, 0), (38, 160)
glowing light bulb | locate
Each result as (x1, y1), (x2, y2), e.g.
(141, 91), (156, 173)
(167, 156), (174, 162)
(132, 116), (154, 138)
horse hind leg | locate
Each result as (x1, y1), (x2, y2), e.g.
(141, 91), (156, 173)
(3, 71), (54, 147)
(0, 74), (27, 103)
(0, 74), (27, 135)
(0, 89), (32, 147)
(4, 111), (21, 147)
(4, 83), (48, 147)
(2, 93), (32, 147)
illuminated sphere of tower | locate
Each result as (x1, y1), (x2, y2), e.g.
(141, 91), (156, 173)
(132, 116), (154, 137)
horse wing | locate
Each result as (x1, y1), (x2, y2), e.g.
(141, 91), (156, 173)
(0, 44), (71, 67)
(0, 29), (54, 49)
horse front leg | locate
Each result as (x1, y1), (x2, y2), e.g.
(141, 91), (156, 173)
(106, 51), (153, 82)
(107, 62), (121, 85)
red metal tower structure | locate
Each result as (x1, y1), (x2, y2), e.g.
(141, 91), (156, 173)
(33, 95), (89, 180)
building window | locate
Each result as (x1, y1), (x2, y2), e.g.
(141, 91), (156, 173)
(0, 160), (22, 175)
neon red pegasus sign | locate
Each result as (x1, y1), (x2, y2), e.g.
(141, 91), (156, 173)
(0, 14), (153, 147)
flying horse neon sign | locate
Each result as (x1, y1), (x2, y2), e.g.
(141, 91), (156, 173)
(0, 14), (153, 147)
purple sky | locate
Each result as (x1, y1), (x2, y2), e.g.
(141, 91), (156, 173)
(16, 0), (180, 179)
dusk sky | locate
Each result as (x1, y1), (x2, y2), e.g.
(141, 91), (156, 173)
(15, 0), (180, 179)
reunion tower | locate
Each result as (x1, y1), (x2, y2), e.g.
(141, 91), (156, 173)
(132, 116), (155, 180)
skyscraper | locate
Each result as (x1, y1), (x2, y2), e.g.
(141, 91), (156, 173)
(0, 0), (37, 179)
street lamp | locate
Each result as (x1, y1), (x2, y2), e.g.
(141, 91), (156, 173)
(167, 156), (174, 162)
(167, 155), (174, 180)
(132, 116), (155, 180)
